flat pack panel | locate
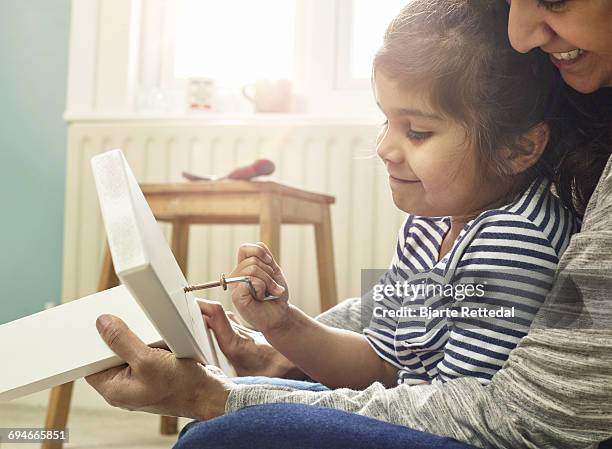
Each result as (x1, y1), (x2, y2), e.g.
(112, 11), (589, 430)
(91, 149), (220, 366)
(0, 286), (162, 402)
(0, 149), (233, 402)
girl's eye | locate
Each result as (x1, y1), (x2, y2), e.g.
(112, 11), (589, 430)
(381, 120), (431, 142)
(535, 0), (567, 11)
(407, 129), (432, 142)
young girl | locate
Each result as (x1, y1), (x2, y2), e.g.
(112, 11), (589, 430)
(225, 0), (582, 389)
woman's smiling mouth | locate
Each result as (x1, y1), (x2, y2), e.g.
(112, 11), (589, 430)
(547, 48), (588, 70)
(551, 48), (584, 61)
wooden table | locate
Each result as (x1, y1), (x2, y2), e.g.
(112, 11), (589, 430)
(141, 181), (338, 310)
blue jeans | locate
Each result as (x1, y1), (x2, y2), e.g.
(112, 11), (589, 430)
(174, 403), (479, 449)
(230, 376), (330, 391)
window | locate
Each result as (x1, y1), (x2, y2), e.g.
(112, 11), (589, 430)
(335, 0), (407, 88)
(174, 0), (297, 82)
(136, 0), (405, 115)
(349, 0), (407, 80)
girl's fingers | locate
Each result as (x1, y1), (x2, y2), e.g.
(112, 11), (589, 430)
(197, 299), (225, 318)
(226, 310), (241, 325)
(246, 265), (285, 299)
(234, 266), (284, 299)
(255, 242), (281, 273)
(231, 320), (259, 336)
(231, 256), (275, 278)
(236, 277), (268, 301)
(233, 281), (262, 301)
(237, 243), (273, 265)
(230, 258), (282, 297)
(197, 300), (238, 352)
(227, 314), (259, 335)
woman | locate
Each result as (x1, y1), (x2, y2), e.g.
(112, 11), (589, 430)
(87, 1), (612, 448)
(507, 0), (611, 95)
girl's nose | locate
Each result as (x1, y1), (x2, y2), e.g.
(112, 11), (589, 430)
(507, 0), (556, 53)
(376, 125), (404, 164)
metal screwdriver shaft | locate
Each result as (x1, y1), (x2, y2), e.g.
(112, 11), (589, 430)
(184, 274), (229, 293)
(184, 273), (280, 301)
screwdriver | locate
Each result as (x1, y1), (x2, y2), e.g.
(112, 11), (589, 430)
(184, 273), (280, 301)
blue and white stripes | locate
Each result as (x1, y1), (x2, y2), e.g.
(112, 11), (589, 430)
(364, 177), (580, 385)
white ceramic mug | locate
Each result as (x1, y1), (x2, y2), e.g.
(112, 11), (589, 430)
(242, 79), (293, 113)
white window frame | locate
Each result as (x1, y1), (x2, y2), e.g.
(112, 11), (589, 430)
(138, 0), (178, 91)
(334, 0), (371, 90)
(65, 0), (382, 118)
(143, 0), (378, 113)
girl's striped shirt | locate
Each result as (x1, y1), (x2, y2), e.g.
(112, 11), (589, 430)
(363, 176), (580, 385)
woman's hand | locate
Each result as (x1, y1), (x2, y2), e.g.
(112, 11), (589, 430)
(229, 242), (290, 334)
(85, 314), (234, 421)
(198, 299), (302, 378)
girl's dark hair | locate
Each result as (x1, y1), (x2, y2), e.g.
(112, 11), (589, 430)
(374, 0), (611, 216)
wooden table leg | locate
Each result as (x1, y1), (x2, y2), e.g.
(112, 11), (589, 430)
(160, 416), (179, 436)
(97, 246), (120, 290)
(41, 382), (73, 449)
(171, 220), (190, 274)
(157, 221), (192, 436)
(259, 194), (282, 262)
(314, 206), (338, 312)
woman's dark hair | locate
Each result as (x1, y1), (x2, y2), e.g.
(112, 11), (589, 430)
(373, 0), (611, 216)
(548, 85), (611, 216)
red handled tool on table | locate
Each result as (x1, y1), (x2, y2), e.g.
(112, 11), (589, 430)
(182, 158), (275, 182)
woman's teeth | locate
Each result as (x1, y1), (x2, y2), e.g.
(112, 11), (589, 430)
(551, 49), (584, 61)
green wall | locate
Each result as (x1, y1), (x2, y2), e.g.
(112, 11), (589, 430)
(0, 1), (70, 324)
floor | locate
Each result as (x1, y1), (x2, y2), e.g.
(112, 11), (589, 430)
(0, 403), (190, 449)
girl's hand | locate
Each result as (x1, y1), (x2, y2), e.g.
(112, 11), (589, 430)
(229, 242), (290, 334)
(198, 299), (299, 378)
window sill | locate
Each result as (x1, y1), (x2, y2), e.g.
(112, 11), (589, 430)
(63, 112), (382, 126)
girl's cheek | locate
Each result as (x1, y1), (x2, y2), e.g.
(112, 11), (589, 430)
(420, 156), (459, 184)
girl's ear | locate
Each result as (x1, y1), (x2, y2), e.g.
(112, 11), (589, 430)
(504, 123), (550, 175)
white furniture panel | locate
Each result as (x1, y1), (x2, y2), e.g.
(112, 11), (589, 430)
(0, 286), (161, 402)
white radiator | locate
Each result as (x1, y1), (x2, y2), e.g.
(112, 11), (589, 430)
(61, 118), (406, 317)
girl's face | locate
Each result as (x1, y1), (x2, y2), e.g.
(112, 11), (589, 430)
(507, 0), (612, 93)
(374, 71), (512, 218)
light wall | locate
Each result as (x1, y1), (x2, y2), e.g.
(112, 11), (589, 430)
(0, 1), (70, 324)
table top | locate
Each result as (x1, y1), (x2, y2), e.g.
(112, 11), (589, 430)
(140, 180), (335, 204)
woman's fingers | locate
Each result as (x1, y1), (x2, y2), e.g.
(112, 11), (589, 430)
(95, 315), (151, 366)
